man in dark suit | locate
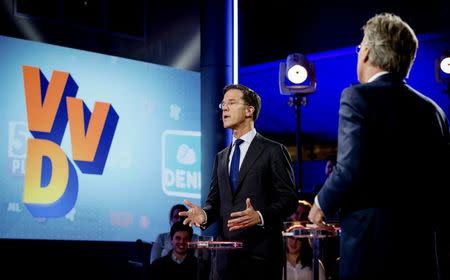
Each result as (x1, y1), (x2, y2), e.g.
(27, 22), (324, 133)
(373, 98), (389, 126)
(180, 84), (298, 279)
(308, 13), (450, 280)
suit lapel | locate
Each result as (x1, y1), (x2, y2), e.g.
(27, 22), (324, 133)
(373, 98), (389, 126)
(234, 134), (264, 194)
(220, 144), (233, 193)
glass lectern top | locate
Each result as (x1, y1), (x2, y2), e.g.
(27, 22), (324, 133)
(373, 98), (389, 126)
(188, 241), (243, 250)
(283, 221), (340, 239)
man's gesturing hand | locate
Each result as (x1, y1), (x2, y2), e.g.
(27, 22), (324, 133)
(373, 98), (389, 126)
(179, 199), (205, 227)
(228, 198), (261, 231)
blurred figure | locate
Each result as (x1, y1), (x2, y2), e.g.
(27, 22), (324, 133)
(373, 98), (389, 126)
(324, 157), (336, 178)
(312, 156), (340, 280)
(312, 156), (336, 197)
(285, 236), (326, 280)
(151, 204), (199, 263)
(148, 221), (198, 280)
(287, 200), (332, 280)
(309, 13), (449, 280)
(290, 200), (312, 222)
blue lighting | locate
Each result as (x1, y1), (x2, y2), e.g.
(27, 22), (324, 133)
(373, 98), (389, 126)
(240, 34), (450, 142)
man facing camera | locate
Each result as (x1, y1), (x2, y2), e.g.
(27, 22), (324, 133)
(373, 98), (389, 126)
(149, 221), (198, 280)
(180, 84), (298, 280)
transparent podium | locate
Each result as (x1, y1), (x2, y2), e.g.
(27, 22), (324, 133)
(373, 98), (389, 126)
(283, 221), (340, 280)
(188, 238), (243, 280)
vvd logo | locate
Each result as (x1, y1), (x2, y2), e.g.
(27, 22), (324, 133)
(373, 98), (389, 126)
(22, 65), (119, 218)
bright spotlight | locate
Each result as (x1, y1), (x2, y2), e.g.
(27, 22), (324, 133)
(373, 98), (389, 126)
(440, 57), (450, 74)
(279, 53), (316, 95)
(287, 65), (308, 84)
(436, 51), (450, 83)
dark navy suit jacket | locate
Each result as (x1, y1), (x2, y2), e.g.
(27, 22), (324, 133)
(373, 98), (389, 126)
(203, 133), (297, 279)
(318, 74), (450, 279)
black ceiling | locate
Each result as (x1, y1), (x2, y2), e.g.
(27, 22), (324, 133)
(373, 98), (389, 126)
(1, 0), (449, 70)
(239, 0), (450, 66)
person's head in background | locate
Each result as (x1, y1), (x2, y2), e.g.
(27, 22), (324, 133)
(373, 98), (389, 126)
(286, 236), (313, 268)
(290, 200), (312, 222)
(357, 13), (418, 83)
(170, 221), (193, 258)
(170, 204), (188, 226)
(325, 156), (337, 178)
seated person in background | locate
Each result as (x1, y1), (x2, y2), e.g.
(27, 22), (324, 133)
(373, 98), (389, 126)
(285, 236), (326, 280)
(287, 201), (333, 280)
(149, 221), (198, 280)
(310, 158), (340, 280)
(151, 204), (199, 263)
(312, 156), (336, 197)
(290, 200), (312, 223)
(313, 156), (339, 225)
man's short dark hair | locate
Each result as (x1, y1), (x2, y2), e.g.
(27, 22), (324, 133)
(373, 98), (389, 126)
(170, 221), (193, 240)
(223, 84), (261, 121)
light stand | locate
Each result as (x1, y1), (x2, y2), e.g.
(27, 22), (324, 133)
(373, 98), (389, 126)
(280, 54), (317, 280)
(288, 95), (307, 190)
(279, 53), (316, 194)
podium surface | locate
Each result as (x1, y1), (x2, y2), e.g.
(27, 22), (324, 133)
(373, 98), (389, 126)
(188, 240), (243, 249)
(188, 240), (243, 280)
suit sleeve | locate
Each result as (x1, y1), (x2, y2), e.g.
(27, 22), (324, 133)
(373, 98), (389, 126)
(259, 143), (298, 228)
(202, 154), (220, 227)
(318, 87), (366, 217)
(434, 105), (450, 225)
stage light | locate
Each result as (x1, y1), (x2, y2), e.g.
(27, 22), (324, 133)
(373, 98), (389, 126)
(440, 57), (450, 74)
(435, 51), (450, 91)
(279, 53), (316, 95)
(287, 64), (308, 84)
(278, 53), (317, 194)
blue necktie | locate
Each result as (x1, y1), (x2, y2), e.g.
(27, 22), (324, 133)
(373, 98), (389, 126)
(230, 139), (244, 193)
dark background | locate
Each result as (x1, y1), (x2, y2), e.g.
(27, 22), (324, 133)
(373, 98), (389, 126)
(239, 0), (449, 66)
(1, 0), (448, 71)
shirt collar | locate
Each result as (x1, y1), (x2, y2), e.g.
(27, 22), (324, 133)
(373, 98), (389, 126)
(171, 252), (186, 264)
(367, 71), (389, 83)
(233, 128), (257, 145)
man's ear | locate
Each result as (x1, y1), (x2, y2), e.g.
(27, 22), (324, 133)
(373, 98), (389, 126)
(362, 46), (370, 63)
(246, 106), (255, 118)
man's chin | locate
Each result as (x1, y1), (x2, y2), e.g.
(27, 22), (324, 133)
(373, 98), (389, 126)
(222, 121), (231, 129)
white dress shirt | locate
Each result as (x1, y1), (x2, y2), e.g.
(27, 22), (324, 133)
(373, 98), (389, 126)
(367, 71), (389, 83)
(228, 128), (257, 172)
(285, 260), (326, 280)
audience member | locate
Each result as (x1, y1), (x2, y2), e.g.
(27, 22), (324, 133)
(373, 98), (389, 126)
(312, 156), (336, 197)
(148, 221), (198, 280)
(285, 235), (326, 280)
(151, 204), (198, 264)
(312, 157), (340, 280)
(286, 201), (329, 280)
(290, 200), (312, 222)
